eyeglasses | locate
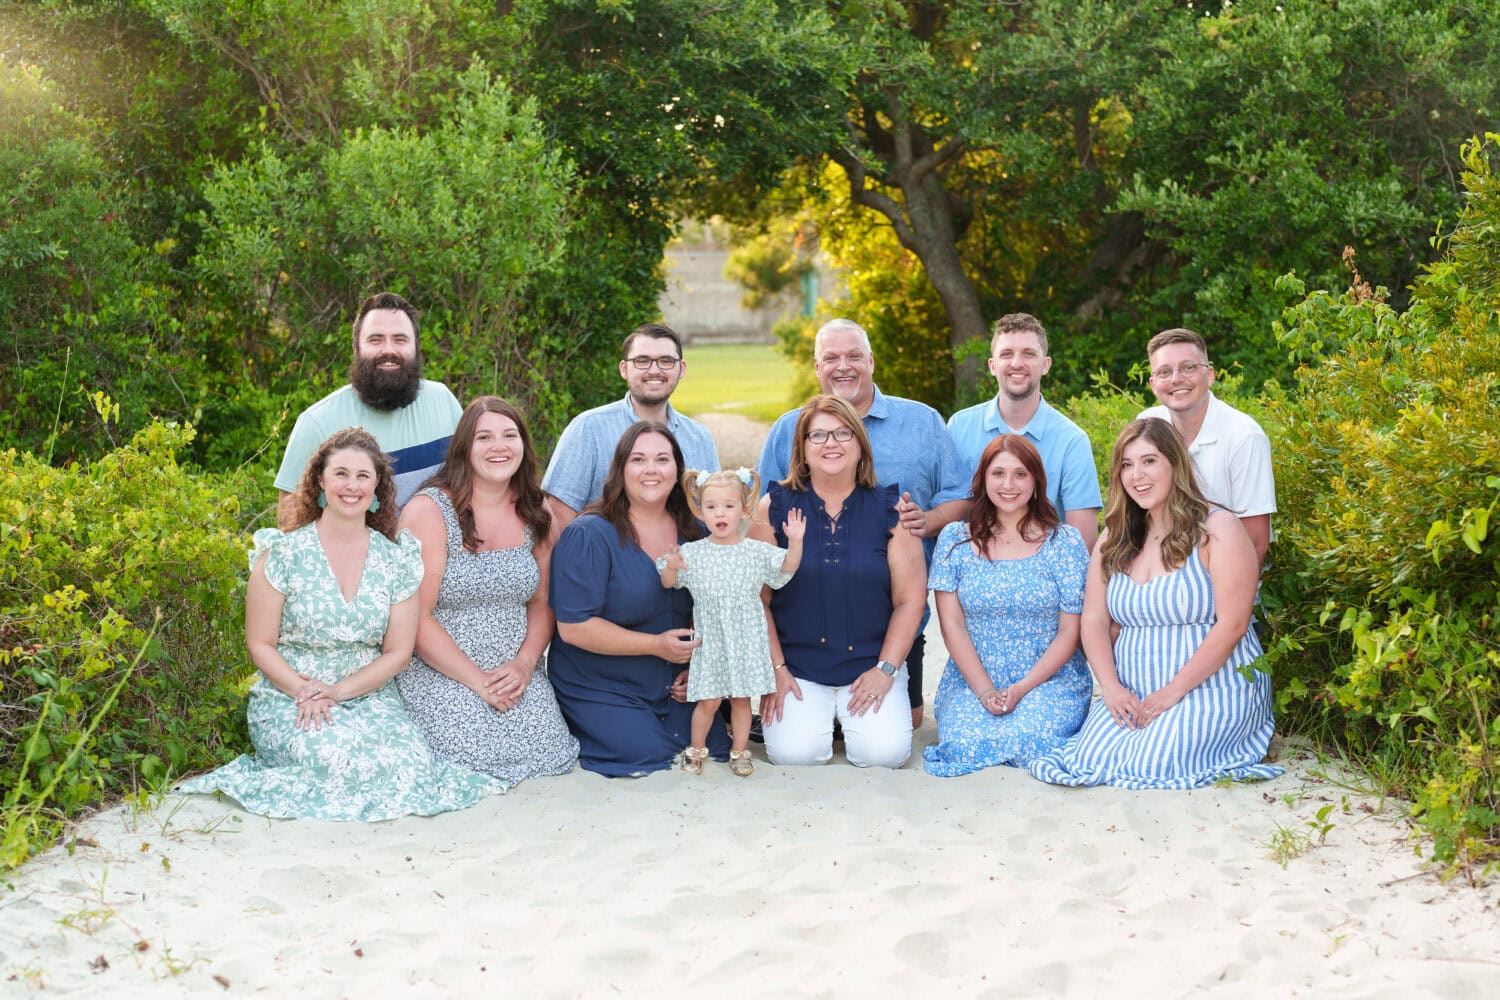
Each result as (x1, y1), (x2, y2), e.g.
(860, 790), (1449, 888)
(806, 428), (855, 444)
(627, 356), (681, 371)
(1149, 361), (1212, 381)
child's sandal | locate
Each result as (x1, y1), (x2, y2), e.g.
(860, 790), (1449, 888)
(728, 748), (754, 777)
(680, 746), (709, 775)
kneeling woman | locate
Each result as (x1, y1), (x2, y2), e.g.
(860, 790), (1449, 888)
(547, 422), (729, 776)
(923, 435), (1092, 776)
(751, 396), (926, 768)
(395, 396), (578, 786)
(1028, 418), (1282, 789)
(179, 428), (497, 819)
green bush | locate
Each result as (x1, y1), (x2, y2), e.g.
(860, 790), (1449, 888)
(0, 411), (254, 868)
(1263, 136), (1500, 875)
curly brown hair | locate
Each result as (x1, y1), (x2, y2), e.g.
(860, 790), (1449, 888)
(287, 427), (400, 539)
(1098, 418), (1207, 581)
(421, 396), (551, 552)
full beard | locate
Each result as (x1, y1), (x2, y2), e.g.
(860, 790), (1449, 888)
(350, 353), (422, 410)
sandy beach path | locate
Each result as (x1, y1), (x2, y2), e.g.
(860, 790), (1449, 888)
(3, 614), (1497, 996)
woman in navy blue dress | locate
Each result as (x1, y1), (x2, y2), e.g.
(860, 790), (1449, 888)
(548, 422), (729, 776)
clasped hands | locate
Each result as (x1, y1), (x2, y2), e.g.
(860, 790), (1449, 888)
(976, 684), (1027, 716)
(475, 657), (537, 713)
(1100, 683), (1180, 730)
(293, 674), (339, 731)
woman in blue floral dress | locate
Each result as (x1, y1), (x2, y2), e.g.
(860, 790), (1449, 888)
(923, 435), (1092, 776)
(179, 428), (497, 820)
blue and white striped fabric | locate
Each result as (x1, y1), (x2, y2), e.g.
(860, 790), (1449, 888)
(1028, 537), (1282, 789)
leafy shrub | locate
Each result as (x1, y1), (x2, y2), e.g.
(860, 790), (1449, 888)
(1263, 137), (1500, 875)
(0, 411), (253, 868)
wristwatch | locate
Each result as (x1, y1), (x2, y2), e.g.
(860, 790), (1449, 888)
(876, 659), (899, 676)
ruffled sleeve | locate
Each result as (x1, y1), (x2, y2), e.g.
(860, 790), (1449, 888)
(387, 529), (425, 603)
(928, 521), (964, 593)
(766, 481), (791, 547)
(249, 528), (290, 595)
(756, 539), (794, 591)
(1047, 524), (1089, 615)
(878, 482), (900, 535)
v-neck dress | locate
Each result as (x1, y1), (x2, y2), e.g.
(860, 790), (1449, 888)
(178, 524), (498, 819)
(1028, 532), (1283, 789)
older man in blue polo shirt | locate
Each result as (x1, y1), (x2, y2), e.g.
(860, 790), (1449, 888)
(543, 322), (719, 527)
(757, 318), (969, 728)
(947, 312), (1101, 550)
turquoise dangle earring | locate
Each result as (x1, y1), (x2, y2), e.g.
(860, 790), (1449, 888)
(318, 491), (328, 508)
(368, 497), (380, 512)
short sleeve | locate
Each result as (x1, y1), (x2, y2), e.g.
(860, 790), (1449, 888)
(273, 412), (323, 494)
(1227, 430), (1277, 517)
(928, 521), (964, 593)
(757, 540), (794, 590)
(927, 417), (971, 507)
(1047, 525), (1089, 614)
(550, 517), (614, 623)
(1057, 435), (1104, 512)
(387, 530), (425, 603)
(540, 416), (598, 513)
(249, 528), (290, 594)
(878, 483), (900, 535)
(755, 412), (797, 489)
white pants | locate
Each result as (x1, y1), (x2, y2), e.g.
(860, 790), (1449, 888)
(764, 667), (913, 769)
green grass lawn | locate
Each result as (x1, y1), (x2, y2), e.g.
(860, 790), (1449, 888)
(674, 343), (803, 424)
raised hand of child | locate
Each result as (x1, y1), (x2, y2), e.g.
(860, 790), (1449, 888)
(782, 507), (807, 542)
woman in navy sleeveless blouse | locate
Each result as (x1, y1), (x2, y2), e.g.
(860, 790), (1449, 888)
(749, 396), (926, 768)
(1029, 418), (1282, 789)
(548, 422), (729, 776)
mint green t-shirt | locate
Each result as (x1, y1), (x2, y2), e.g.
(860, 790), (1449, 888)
(274, 381), (462, 507)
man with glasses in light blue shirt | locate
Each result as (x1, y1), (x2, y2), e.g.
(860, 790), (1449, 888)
(947, 312), (1101, 550)
(757, 318), (970, 728)
(543, 323), (719, 527)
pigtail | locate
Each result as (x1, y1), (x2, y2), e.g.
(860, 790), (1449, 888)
(681, 468), (706, 522)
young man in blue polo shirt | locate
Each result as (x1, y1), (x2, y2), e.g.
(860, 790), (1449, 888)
(543, 322), (719, 527)
(946, 313), (1101, 550)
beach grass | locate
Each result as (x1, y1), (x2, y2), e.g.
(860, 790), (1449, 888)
(675, 343), (799, 424)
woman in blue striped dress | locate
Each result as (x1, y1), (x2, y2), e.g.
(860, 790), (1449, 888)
(1029, 418), (1282, 789)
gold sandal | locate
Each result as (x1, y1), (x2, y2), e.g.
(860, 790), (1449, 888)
(680, 746), (708, 775)
(728, 748), (754, 777)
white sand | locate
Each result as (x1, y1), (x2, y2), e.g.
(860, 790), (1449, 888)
(4, 618), (1498, 997)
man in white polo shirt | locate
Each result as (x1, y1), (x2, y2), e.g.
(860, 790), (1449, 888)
(1138, 327), (1276, 564)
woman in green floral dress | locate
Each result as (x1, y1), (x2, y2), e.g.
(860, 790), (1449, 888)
(179, 428), (497, 820)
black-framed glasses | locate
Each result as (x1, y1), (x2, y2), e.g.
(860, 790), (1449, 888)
(1149, 361), (1212, 381)
(806, 428), (855, 444)
(627, 356), (681, 371)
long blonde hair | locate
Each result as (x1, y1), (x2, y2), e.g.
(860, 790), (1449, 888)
(1098, 418), (1208, 580)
